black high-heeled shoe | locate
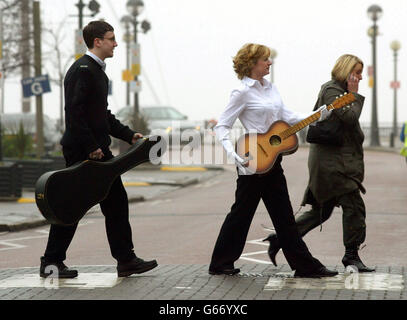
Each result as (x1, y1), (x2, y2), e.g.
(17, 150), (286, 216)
(342, 246), (375, 272)
(262, 233), (280, 266)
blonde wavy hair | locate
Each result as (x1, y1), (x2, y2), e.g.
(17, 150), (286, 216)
(331, 54), (364, 82)
(233, 43), (271, 80)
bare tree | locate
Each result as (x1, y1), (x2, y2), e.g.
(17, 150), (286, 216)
(1, 0), (33, 77)
(20, 0), (32, 113)
(42, 17), (74, 133)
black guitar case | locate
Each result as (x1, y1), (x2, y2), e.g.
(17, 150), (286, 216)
(35, 135), (166, 226)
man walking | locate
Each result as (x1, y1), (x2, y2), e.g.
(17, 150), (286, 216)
(40, 20), (157, 278)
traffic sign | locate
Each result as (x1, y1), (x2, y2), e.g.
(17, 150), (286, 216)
(131, 43), (141, 76)
(122, 69), (133, 82)
(390, 81), (400, 89)
(130, 80), (141, 93)
(368, 66), (373, 77)
(21, 75), (51, 98)
(75, 29), (87, 61)
(368, 77), (374, 88)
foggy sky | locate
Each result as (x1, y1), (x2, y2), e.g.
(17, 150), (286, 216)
(3, 0), (406, 126)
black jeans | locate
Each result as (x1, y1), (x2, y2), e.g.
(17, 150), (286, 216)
(43, 147), (136, 263)
(209, 159), (323, 273)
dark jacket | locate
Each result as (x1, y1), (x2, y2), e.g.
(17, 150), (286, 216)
(61, 54), (134, 155)
(302, 79), (366, 205)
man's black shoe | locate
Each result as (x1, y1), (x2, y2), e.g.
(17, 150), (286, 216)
(294, 266), (338, 278)
(39, 256), (78, 279)
(208, 267), (240, 276)
(117, 257), (158, 277)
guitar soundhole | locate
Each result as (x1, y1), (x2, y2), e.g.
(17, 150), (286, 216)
(269, 135), (281, 146)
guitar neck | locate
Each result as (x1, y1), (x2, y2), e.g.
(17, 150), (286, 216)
(109, 138), (149, 176)
(279, 104), (335, 140)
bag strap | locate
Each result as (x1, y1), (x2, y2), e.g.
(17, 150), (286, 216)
(312, 85), (327, 111)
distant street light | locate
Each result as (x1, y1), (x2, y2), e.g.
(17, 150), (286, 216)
(75, 0), (100, 29)
(367, 4), (382, 147)
(390, 40), (401, 146)
(269, 49), (277, 83)
(125, 0), (151, 130)
(121, 15), (133, 106)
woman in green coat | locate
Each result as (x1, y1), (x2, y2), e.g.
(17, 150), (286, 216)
(264, 54), (375, 272)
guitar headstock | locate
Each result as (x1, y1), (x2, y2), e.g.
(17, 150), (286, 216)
(331, 92), (356, 109)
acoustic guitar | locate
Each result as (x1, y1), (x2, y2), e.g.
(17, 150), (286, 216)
(235, 93), (355, 174)
(35, 135), (166, 225)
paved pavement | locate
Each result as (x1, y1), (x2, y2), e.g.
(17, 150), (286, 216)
(0, 145), (406, 312)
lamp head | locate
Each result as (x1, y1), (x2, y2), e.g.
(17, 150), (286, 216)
(390, 40), (401, 52)
(88, 0), (100, 17)
(367, 4), (383, 22)
(126, 0), (144, 17)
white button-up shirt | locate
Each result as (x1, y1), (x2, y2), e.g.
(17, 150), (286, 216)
(215, 76), (307, 146)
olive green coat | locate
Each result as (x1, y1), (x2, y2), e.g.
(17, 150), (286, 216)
(302, 79), (366, 205)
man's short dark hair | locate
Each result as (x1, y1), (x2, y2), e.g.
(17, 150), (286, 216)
(83, 20), (114, 49)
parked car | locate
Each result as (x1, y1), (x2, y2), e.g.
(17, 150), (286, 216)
(0, 113), (61, 151)
(116, 105), (204, 145)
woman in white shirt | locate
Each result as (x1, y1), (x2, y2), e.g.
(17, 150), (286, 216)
(208, 43), (338, 277)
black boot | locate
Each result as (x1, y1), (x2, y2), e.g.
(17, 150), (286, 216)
(263, 233), (280, 266)
(342, 246), (375, 272)
(40, 256), (78, 278)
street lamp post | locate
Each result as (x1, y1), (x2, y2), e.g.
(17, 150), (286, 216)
(269, 49), (277, 83)
(75, 0), (100, 29)
(121, 15), (133, 106)
(390, 40), (401, 147)
(367, 4), (382, 147)
(126, 0), (150, 130)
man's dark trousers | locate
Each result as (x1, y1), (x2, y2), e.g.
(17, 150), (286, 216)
(43, 148), (136, 263)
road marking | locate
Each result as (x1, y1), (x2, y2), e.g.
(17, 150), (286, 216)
(147, 199), (173, 206)
(239, 256), (273, 264)
(239, 238), (272, 264)
(17, 198), (36, 203)
(0, 235), (49, 251)
(0, 273), (123, 289)
(246, 238), (268, 246)
(0, 221), (93, 252)
(264, 272), (404, 291)
(241, 250), (269, 256)
(193, 179), (221, 188)
(123, 182), (151, 186)
(243, 239), (405, 291)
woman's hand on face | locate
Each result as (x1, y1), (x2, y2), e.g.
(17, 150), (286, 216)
(347, 73), (359, 93)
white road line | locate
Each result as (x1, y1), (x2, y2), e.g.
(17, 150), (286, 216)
(239, 257), (273, 264)
(0, 221), (94, 251)
(193, 179), (221, 188)
(148, 199), (172, 206)
(238, 238), (274, 264)
(246, 238), (268, 246)
(241, 250), (268, 257)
